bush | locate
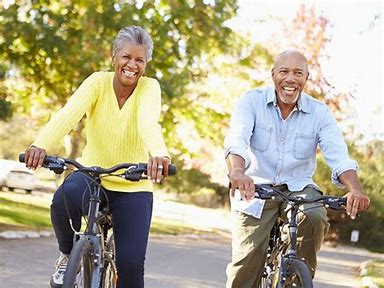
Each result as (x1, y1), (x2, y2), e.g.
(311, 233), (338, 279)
(163, 157), (229, 208)
(315, 140), (384, 252)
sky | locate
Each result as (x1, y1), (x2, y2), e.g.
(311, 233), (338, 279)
(235, 0), (384, 142)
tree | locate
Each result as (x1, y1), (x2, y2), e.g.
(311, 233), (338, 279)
(274, 4), (351, 121)
(0, 0), (237, 157)
(0, 63), (12, 121)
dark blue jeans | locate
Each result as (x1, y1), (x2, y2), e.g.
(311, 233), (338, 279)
(50, 171), (153, 288)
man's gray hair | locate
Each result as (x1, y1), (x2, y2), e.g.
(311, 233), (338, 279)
(112, 26), (153, 62)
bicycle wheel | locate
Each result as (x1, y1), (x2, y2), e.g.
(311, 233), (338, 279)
(102, 234), (117, 288)
(278, 258), (313, 288)
(259, 257), (281, 287)
(63, 237), (93, 288)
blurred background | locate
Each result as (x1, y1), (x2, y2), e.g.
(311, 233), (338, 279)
(0, 0), (383, 252)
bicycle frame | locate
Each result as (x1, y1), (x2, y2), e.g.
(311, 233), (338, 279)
(19, 153), (176, 288)
(257, 185), (346, 288)
(276, 203), (308, 286)
(84, 184), (105, 286)
(18, 153), (175, 288)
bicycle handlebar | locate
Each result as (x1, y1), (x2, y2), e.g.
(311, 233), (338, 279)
(255, 184), (346, 210)
(19, 153), (176, 180)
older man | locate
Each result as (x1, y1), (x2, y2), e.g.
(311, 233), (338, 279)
(224, 50), (370, 287)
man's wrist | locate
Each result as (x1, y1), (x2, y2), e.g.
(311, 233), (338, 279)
(230, 167), (245, 174)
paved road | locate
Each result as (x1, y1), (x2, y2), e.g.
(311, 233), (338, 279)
(0, 234), (381, 288)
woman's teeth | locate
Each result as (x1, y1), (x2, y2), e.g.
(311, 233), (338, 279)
(123, 70), (136, 77)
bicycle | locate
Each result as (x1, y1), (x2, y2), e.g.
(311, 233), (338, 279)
(19, 153), (176, 288)
(254, 184), (347, 288)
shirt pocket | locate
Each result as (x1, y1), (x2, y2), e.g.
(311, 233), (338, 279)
(251, 123), (272, 152)
(294, 132), (316, 159)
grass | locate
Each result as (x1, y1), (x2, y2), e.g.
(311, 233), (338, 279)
(150, 217), (214, 235)
(0, 191), (52, 230)
(364, 260), (384, 287)
(0, 190), (222, 237)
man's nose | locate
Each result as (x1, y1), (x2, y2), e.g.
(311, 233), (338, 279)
(285, 72), (296, 82)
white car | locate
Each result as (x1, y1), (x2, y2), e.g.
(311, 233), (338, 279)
(0, 159), (37, 193)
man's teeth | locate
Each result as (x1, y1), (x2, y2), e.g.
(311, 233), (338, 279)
(283, 87), (295, 91)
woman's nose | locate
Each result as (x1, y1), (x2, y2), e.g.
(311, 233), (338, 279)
(127, 59), (137, 68)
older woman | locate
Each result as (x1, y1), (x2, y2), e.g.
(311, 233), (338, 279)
(24, 26), (170, 288)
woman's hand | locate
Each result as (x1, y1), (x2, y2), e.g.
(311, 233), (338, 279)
(147, 156), (171, 183)
(24, 145), (47, 170)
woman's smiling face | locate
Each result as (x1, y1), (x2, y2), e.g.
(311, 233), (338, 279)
(112, 42), (147, 88)
(272, 51), (309, 105)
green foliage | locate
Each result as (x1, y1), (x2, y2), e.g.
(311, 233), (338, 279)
(0, 0), (238, 155)
(0, 98), (13, 121)
(364, 260), (384, 287)
(0, 63), (13, 120)
(0, 194), (51, 230)
(162, 157), (229, 208)
(0, 116), (38, 158)
(314, 140), (384, 251)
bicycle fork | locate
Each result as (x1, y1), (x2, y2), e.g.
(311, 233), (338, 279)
(278, 204), (299, 285)
(85, 187), (104, 287)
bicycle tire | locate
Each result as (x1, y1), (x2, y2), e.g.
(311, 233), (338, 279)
(102, 234), (117, 288)
(259, 257), (281, 288)
(277, 258), (313, 288)
(63, 238), (93, 288)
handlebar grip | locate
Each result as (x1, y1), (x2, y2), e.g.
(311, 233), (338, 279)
(19, 153), (60, 165)
(19, 153), (25, 163)
(168, 164), (177, 176)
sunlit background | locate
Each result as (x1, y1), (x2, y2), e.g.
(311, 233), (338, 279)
(233, 0), (383, 142)
(1, 0), (384, 255)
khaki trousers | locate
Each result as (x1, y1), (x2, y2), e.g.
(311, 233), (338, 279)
(226, 186), (330, 288)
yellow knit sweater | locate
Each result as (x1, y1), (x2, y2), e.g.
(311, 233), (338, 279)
(33, 71), (169, 192)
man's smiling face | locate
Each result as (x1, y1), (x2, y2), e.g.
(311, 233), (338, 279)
(272, 51), (309, 105)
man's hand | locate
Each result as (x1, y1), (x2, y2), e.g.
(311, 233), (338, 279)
(229, 168), (255, 201)
(25, 145), (46, 170)
(345, 189), (370, 220)
(339, 170), (370, 220)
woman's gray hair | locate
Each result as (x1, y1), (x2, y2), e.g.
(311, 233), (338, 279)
(112, 26), (153, 62)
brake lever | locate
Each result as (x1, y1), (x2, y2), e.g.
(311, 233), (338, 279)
(123, 172), (142, 181)
(123, 164), (146, 182)
(256, 186), (275, 200)
(44, 159), (67, 174)
(325, 197), (347, 211)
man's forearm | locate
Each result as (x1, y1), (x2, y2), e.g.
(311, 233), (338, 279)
(338, 170), (363, 192)
(226, 154), (246, 174)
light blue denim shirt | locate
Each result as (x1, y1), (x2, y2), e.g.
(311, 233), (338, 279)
(224, 86), (358, 191)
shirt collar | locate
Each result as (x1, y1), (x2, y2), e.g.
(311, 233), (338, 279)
(267, 86), (310, 113)
(266, 86), (276, 106)
(297, 93), (310, 113)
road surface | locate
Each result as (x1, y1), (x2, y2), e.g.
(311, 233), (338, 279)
(0, 234), (381, 288)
